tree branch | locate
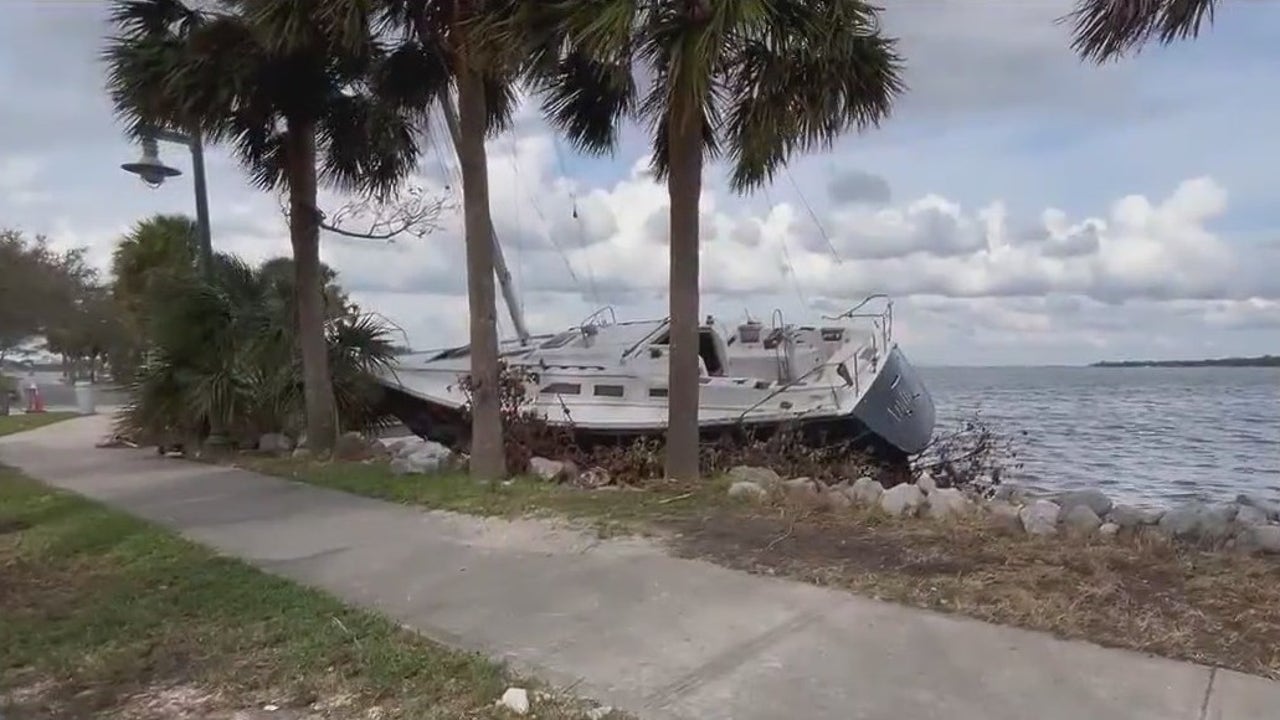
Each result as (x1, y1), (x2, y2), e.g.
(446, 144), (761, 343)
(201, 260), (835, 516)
(278, 185), (455, 242)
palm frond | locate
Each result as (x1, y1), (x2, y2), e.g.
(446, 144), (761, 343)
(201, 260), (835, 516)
(1067, 0), (1219, 63)
(534, 50), (635, 156)
(719, 0), (903, 191)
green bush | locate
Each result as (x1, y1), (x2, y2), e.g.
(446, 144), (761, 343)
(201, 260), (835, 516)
(114, 253), (395, 447)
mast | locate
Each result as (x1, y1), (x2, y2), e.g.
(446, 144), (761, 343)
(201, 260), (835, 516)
(439, 93), (531, 344)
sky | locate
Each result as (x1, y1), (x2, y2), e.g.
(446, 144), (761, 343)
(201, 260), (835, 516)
(2, 0), (1279, 367)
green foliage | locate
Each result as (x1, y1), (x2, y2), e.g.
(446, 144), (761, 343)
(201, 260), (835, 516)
(115, 252), (397, 446)
(103, 0), (428, 199)
(514, 0), (905, 191)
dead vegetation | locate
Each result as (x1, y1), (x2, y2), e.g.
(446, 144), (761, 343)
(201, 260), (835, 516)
(665, 502), (1280, 680)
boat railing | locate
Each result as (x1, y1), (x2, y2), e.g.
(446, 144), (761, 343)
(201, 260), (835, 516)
(823, 293), (893, 353)
(578, 306), (618, 330)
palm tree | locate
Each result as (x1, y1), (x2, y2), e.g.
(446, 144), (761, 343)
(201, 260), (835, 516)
(516, 0), (904, 479)
(1068, 0), (1220, 62)
(104, 0), (424, 453)
(338, 0), (522, 480)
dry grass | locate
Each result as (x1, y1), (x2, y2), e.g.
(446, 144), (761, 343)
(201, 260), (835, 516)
(0, 467), (625, 720)
(668, 506), (1280, 679)
(242, 454), (1280, 680)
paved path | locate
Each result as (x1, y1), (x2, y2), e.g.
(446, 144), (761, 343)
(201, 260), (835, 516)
(2, 416), (1276, 720)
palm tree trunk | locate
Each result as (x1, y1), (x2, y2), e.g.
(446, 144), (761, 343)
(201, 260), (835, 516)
(285, 118), (339, 453)
(455, 61), (507, 480)
(665, 106), (704, 481)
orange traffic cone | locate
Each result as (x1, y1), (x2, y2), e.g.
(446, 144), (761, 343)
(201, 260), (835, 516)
(32, 386), (45, 413)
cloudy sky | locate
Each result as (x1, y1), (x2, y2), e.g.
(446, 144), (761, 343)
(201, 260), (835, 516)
(3, 1), (1278, 366)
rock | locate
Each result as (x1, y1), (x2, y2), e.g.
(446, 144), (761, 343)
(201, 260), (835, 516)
(783, 477), (822, 503)
(290, 447), (312, 461)
(916, 471), (937, 495)
(1054, 489), (1113, 517)
(1235, 504), (1270, 527)
(498, 687), (530, 715)
(575, 467), (611, 489)
(880, 483), (925, 517)
(991, 483), (1028, 505)
(1020, 500), (1061, 536)
(1139, 507), (1166, 525)
(1236, 494), (1280, 522)
(1062, 504), (1102, 535)
(1106, 504), (1149, 529)
(925, 487), (971, 520)
(258, 432), (294, 454)
(824, 487), (855, 511)
(986, 501), (1024, 534)
(850, 476), (884, 506)
(1238, 525), (1280, 555)
(728, 465), (781, 489)
(529, 457), (567, 482)
(390, 449), (446, 476)
(334, 431), (371, 461)
(586, 706), (614, 720)
(727, 480), (768, 502)
(1158, 502), (1236, 543)
(1098, 522), (1120, 537)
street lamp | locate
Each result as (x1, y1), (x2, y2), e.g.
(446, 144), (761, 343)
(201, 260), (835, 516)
(121, 126), (214, 276)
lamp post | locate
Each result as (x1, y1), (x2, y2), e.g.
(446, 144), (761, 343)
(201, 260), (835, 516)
(121, 126), (214, 277)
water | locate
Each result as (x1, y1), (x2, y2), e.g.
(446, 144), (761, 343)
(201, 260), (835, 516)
(922, 366), (1280, 507)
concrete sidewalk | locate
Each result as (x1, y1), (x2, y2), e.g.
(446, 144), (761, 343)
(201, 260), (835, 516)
(2, 416), (1275, 720)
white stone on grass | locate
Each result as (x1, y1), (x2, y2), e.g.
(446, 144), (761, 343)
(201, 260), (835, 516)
(727, 480), (767, 502)
(1062, 504), (1102, 535)
(1020, 500), (1061, 536)
(499, 687), (530, 715)
(880, 483), (925, 517)
(850, 476), (884, 506)
(925, 487), (971, 520)
(1054, 489), (1113, 517)
(728, 465), (781, 489)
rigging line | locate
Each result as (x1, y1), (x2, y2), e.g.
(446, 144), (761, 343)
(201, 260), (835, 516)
(784, 164), (841, 264)
(763, 185), (809, 309)
(551, 136), (601, 305)
(507, 132), (580, 287)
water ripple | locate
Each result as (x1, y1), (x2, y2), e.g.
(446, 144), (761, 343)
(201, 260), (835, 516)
(924, 366), (1280, 506)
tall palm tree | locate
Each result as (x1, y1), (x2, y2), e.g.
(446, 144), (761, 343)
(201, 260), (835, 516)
(104, 0), (425, 453)
(331, 0), (521, 480)
(1068, 0), (1220, 62)
(515, 0), (904, 479)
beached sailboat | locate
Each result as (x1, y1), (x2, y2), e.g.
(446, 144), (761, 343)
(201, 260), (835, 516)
(374, 295), (936, 459)
(370, 95), (936, 460)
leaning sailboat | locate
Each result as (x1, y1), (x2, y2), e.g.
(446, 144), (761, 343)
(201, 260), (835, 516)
(374, 295), (935, 460)
(371, 94), (936, 460)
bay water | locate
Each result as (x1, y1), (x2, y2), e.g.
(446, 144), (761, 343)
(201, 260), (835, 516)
(922, 366), (1280, 507)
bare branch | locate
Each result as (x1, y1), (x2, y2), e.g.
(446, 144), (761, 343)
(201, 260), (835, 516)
(278, 185), (456, 242)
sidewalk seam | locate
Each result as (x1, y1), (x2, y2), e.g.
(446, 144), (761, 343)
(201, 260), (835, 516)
(640, 605), (826, 712)
(1199, 666), (1218, 720)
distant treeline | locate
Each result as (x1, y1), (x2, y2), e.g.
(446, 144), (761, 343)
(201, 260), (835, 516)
(1092, 355), (1280, 368)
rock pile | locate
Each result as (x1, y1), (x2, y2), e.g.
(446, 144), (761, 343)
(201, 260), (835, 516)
(721, 464), (1280, 555)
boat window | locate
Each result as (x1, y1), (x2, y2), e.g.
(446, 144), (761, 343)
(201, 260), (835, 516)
(540, 331), (580, 350)
(648, 387), (668, 398)
(540, 382), (581, 395)
(698, 328), (725, 376)
(821, 327), (844, 342)
(594, 384), (625, 398)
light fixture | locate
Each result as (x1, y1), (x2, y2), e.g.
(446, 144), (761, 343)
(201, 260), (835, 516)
(120, 135), (182, 188)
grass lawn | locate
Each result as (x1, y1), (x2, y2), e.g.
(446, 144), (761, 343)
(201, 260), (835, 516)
(0, 412), (78, 437)
(0, 467), (622, 720)
(240, 455), (1280, 680)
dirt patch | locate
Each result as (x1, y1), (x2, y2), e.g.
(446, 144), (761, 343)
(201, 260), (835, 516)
(663, 507), (1280, 679)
